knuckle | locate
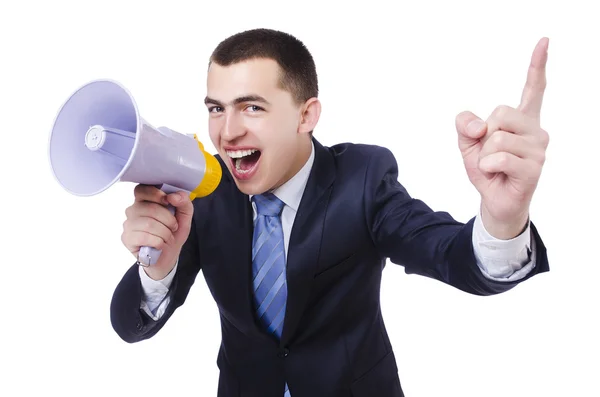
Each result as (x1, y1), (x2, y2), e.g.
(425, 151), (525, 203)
(532, 76), (547, 91)
(124, 205), (134, 219)
(154, 236), (166, 250)
(534, 147), (547, 164)
(492, 105), (504, 118)
(492, 105), (511, 120)
(133, 184), (147, 197)
(134, 184), (162, 202)
(491, 131), (507, 147)
(121, 231), (134, 251)
(497, 152), (510, 166)
(539, 129), (550, 147)
(539, 152), (546, 165)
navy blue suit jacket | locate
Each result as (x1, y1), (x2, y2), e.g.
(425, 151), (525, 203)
(110, 138), (549, 397)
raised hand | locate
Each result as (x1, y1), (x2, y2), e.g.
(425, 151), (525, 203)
(456, 37), (550, 239)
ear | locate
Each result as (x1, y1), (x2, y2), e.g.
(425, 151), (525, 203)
(297, 97), (321, 134)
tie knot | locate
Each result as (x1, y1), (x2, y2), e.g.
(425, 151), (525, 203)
(253, 193), (285, 216)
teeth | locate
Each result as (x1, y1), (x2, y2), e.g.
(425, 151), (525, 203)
(235, 158), (244, 172)
(227, 149), (258, 159)
(234, 158), (254, 174)
(227, 149), (259, 174)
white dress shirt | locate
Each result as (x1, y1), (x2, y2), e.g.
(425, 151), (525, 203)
(139, 142), (536, 320)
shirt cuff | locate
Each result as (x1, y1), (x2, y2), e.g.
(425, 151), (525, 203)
(138, 261), (178, 320)
(472, 211), (536, 282)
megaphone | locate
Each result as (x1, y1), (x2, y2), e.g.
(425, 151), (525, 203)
(48, 79), (222, 266)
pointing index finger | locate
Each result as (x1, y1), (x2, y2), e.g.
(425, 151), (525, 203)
(518, 37), (549, 120)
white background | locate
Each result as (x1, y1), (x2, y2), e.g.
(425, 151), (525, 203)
(1, 1), (599, 396)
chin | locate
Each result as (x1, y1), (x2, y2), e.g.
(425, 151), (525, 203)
(233, 179), (270, 196)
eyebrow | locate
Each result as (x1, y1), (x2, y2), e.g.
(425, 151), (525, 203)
(204, 95), (271, 107)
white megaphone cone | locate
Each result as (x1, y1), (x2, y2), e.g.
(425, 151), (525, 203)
(48, 79), (222, 266)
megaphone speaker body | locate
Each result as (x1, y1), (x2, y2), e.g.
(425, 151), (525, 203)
(49, 79), (222, 266)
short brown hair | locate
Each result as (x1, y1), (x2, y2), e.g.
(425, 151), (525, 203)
(209, 28), (319, 105)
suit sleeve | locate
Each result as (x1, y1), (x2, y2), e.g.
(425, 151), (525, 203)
(110, 214), (202, 343)
(364, 146), (549, 296)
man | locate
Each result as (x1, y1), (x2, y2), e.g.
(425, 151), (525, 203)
(112, 29), (550, 397)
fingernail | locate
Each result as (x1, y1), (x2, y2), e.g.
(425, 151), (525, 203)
(467, 119), (485, 136)
(173, 194), (181, 203)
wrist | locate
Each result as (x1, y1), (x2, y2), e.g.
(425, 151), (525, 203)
(480, 205), (529, 240)
(142, 263), (175, 281)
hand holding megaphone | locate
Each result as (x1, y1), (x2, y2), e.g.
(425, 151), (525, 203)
(121, 185), (194, 280)
(48, 79), (222, 269)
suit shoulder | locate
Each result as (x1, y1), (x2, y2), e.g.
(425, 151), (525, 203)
(328, 141), (395, 158)
(326, 141), (397, 171)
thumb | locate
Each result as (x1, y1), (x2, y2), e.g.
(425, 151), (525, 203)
(455, 111), (487, 154)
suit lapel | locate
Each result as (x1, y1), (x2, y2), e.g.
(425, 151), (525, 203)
(215, 158), (272, 340)
(281, 138), (335, 345)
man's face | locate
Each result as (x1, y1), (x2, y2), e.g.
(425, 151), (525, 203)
(205, 58), (315, 196)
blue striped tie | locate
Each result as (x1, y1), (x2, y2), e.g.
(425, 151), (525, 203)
(252, 193), (291, 396)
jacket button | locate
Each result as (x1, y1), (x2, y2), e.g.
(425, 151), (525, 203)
(278, 348), (289, 358)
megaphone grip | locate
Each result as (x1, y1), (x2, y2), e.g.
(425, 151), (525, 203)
(137, 183), (186, 267)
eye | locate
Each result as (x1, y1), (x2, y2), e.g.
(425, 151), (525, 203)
(208, 106), (223, 113)
(246, 105), (264, 112)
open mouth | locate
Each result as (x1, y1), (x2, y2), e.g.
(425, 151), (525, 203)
(226, 149), (262, 178)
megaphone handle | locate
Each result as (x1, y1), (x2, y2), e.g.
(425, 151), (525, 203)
(137, 184), (181, 267)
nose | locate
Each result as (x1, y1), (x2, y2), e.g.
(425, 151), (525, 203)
(221, 111), (246, 141)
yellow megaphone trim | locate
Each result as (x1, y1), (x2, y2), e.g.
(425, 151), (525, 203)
(189, 134), (222, 200)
